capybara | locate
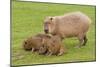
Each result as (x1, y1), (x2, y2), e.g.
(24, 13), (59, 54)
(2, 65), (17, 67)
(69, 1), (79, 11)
(44, 12), (91, 47)
(38, 35), (65, 56)
(23, 34), (51, 52)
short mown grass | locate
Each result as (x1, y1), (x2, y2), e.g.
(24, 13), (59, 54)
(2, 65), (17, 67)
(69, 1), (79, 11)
(11, 1), (96, 66)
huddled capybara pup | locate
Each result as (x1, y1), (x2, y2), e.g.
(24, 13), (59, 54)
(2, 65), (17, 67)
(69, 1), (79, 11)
(23, 34), (65, 56)
(44, 11), (91, 47)
(23, 34), (51, 52)
(38, 35), (65, 56)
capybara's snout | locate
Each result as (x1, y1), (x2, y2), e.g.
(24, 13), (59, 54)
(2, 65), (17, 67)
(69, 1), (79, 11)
(23, 41), (32, 51)
(44, 29), (49, 34)
(44, 23), (49, 34)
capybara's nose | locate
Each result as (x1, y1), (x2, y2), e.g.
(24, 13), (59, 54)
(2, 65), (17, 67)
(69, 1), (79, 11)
(44, 29), (49, 33)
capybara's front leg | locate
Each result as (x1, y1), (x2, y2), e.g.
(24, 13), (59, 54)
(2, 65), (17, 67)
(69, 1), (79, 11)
(45, 50), (52, 56)
(76, 34), (85, 48)
(32, 48), (35, 52)
(48, 52), (53, 56)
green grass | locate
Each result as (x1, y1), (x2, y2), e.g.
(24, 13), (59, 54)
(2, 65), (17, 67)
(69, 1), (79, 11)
(11, 1), (96, 66)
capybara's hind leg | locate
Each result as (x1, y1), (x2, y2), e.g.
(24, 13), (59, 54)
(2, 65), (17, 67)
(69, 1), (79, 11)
(58, 47), (65, 56)
(76, 34), (84, 48)
(82, 35), (88, 46)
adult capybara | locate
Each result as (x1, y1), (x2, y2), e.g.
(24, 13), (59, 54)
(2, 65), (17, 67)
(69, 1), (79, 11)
(38, 35), (65, 56)
(44, 12), (91, 47)
(23, 34), (51, 52)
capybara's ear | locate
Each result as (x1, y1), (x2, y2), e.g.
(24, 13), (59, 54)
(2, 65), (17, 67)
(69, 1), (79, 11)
(25, 41), (27, 44)
(50, 17), (53, 20)
(46, 16), (53, 20)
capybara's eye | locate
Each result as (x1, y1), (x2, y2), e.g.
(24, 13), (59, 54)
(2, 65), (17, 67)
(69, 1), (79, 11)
(25, 41), (27, 44)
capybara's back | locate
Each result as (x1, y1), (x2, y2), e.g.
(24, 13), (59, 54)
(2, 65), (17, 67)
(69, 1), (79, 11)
(57, 12), (91, 38)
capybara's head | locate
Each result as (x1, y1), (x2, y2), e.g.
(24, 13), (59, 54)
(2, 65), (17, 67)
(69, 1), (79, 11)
(44, 16), (56, 34)
(23, 39), (32, 51)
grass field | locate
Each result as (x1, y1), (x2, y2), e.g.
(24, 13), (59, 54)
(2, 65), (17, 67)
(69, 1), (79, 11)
(11, 1), (96, 66)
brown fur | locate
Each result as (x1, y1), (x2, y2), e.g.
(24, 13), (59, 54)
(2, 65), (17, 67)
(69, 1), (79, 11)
(38, 35), (65, 56)
(23, 34), (51, 52)
(44, 12), (91, 47)
(23, 34), (65, 55)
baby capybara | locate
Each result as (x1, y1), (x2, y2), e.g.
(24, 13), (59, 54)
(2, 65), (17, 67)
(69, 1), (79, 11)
(23, 34), (51, 52)
(38, 35), (65, 56)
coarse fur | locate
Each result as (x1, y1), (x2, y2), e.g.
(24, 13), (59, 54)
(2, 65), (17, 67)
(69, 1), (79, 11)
(23, 34), (51, 52)
(44, 12), (91, 47)
(23, 34), (65, 56)
(38, 35), (65, 56)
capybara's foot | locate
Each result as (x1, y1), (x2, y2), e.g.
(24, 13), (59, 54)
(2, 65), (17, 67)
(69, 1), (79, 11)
(45, 52), (52, 56)
(57, 52), (63, 56)
(58, 47), (65, 56)
(75, 45), (81, 48)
